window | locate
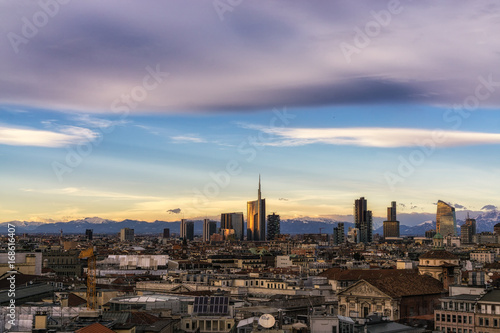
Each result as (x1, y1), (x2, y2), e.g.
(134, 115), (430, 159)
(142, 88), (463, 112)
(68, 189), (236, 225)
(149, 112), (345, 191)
(495, 318), (498, 327)
(458, 315), (461, 323)
(442, 314), (445, 321)
(479, 317), (483, 326)
(452, 315), (456, 323)
(485, 318), (490, 326)
(447, 314), (450, 322)
(436, 314), (440, 321)
(186, 323), (190, 329)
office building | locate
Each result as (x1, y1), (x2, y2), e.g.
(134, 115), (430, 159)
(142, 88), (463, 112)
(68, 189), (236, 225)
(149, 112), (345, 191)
(354, 197), (372, 243)
(85, 229), (93, 241)
(436, 200), (456, 236)
(461, 215), (476, 244)
(333, 222), (345, 245)
(181, 219), (194, 241)
(203, 219), (217, 242)
(221, 212), (244, 240)
(247, 176), (266, 241)
(120, 228), (134, 242)
(267, 213), (280, 240)
(383, 201), (400, 238)
(163, 228), (170, 239)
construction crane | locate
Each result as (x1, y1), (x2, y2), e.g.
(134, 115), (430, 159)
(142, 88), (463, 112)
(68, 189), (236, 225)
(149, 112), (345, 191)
(79, 247), (97, 310)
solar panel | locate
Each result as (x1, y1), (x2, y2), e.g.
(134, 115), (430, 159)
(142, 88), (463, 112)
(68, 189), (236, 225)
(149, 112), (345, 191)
(193, 296), (229, 315)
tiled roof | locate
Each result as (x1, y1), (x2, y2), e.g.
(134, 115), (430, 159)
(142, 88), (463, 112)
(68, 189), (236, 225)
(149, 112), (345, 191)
(76, 323), (115, 333)
(364, 273), (445, 298)
(319, 268), (417, 281)
(419, 250), (459, 260)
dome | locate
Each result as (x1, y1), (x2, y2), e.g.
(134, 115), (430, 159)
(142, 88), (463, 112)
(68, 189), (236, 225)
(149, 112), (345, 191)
(433, 232), (443, 239)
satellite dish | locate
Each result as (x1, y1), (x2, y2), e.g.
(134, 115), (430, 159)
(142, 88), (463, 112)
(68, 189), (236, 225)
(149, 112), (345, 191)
(259, 314), (276, 328)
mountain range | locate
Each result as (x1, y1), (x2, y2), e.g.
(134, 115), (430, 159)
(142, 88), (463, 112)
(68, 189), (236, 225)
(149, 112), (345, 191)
(2, 210), (499, 236)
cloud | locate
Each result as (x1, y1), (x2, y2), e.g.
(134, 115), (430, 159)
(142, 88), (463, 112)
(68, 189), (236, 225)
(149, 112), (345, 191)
(481, 204), (498, 210)
(453, 203), (467, 210)
(170, 135), (207, 143)
(74, 114), (128, 128)
(167, 208), (181, 214)
(0, 124), (98, 147)
(245, 126), (500, 148)
(1, 1), (500, 112)
(20, 187), (161, 200)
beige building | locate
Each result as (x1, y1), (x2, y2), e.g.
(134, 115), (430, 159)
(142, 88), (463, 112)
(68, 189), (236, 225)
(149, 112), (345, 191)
(475, 289), (500, 332)
(0, 253), (42, 275)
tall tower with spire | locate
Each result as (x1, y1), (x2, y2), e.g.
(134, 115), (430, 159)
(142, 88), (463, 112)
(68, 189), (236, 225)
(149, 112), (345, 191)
(247, 175), (266, 241)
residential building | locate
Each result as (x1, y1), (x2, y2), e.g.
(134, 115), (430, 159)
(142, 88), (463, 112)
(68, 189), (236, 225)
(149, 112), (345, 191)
(267, 213), (280, 240)
(434, 293), (477, 333)
(333, 223), (345, 245)
(470, 250), (496, 264)
(475, 289), (500, 332)
(120, 228), (134, 242)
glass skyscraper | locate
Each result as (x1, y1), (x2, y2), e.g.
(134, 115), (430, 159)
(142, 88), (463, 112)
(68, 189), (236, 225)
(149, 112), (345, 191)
(247, 176), (266, 241)
(436, 200), (456, 236)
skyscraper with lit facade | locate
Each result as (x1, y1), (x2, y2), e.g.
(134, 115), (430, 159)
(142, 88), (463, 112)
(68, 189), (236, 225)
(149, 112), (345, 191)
(354, 197), (372, 243)
(221, 212), (244, 240)
(247, 176), (266, 241)
(436, 200), (456, 236)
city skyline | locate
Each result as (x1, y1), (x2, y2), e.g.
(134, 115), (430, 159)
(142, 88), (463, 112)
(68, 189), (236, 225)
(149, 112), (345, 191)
(1, 1), (500, 223)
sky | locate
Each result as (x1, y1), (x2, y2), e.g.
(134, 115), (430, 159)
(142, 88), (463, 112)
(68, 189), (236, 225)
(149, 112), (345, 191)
(1, 0), (500, 224)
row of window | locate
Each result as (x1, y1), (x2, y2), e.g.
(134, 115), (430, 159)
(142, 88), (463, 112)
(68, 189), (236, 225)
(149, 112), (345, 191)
(435, 327), (473, 333)
(436, 313), (473, 324)
(478, 317), (500, 327)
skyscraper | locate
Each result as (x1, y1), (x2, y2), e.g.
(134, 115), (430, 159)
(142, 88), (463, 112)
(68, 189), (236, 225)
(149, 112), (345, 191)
(436, 200), (456, 236)
(333, 222), (345, 245)
(461, 214), (476, 244)
(247, 176), (266, 241)
(163, 228), (170, 239)
(181, 219), (195, 240)
(85, 229), (93, 241)
(354, 197), (372, 243)
(221, 212), (244, 240)
(203, 219), (217, 242)
(267, 213), (280, 240)
(383, 201), (400, 238)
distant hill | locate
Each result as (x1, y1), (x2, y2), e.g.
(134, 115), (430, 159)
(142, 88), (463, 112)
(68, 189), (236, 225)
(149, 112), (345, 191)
(2, 210), (499, 236)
